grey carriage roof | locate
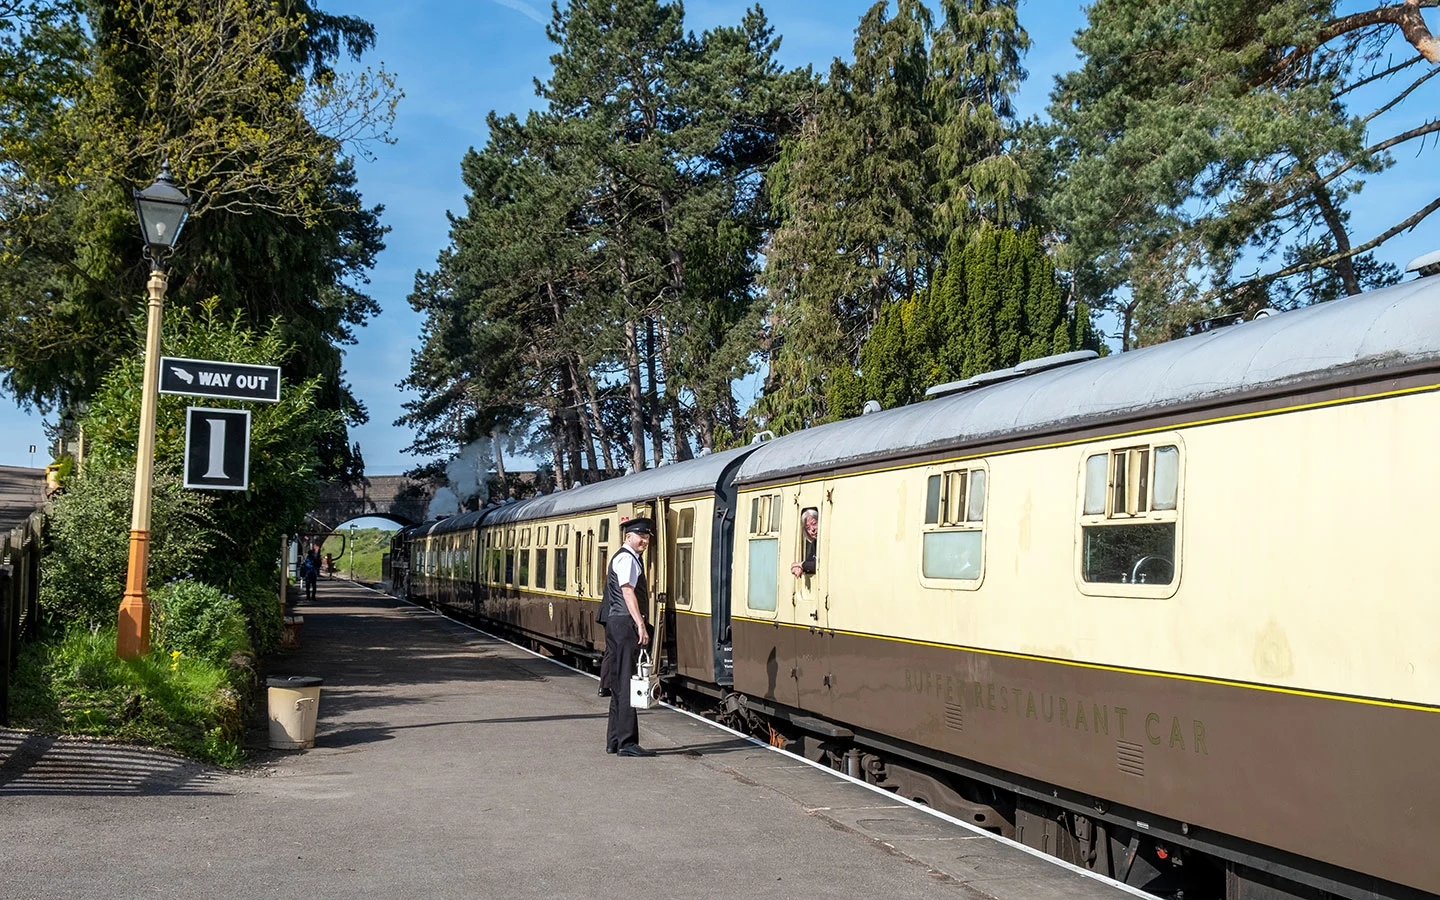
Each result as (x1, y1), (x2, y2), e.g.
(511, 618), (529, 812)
(472, 444), (757, 529)
(737, 273), (1440, 485)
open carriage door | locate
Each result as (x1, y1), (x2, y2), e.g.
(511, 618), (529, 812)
(650, 498), (675, 676)
(791, 481), (833, 716)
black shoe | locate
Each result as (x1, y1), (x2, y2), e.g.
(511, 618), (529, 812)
(598, 686), (612, 698)
(605, 745), (618, 755)
(617, 744), (656, 758)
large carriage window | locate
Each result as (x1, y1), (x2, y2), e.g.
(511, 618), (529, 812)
(747, 494), (781, 611)
(504, 548), (515, 584)
(535, 546), (548, 589)
(675, 508), (695, 606)
(922, 467), (986, 582)
(518, 549), (530, 587)
(1081, 444), (1180, 585)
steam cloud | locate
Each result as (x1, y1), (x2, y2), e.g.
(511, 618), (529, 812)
(424, 436), (502, 520)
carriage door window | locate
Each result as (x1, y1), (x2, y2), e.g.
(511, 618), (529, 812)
(596, 517), (610, 594)
(675, 508), (695, 607)
(504, 529), (516, 584)
(554, 524), (570, 592)
(920, 465), (987, 586)
(746, 494), (781, 612)
(1079, 442), (1181, 589)
(518, 528), (531, 588)
(535, 526), (548, 589)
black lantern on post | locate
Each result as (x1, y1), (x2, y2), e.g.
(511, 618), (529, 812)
(118, 162), (191, 660)
(132, 161), (190, 260)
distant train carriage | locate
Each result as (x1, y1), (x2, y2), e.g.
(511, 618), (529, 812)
(473, 447), (754, 683)
(402, 273), (1440, 900)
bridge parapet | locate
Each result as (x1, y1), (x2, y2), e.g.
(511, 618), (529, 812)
(309, 475), (440, 529)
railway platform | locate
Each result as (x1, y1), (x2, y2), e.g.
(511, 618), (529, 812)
(0, 580), (1141, 899)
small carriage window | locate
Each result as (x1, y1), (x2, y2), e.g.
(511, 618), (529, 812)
(1080, 443), (1181, 587)
(600, 518), (610, 542)
(921, 466), (987, 584)
(521, 528), (530, 548)
(554, 548), (568, 591)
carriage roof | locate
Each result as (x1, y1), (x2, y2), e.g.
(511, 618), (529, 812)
(736, 273), (1440, 485)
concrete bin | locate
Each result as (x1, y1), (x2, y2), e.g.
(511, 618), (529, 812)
(266, 676), (324, 750)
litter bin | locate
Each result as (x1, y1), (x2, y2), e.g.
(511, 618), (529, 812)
(267, 676), (324, 750)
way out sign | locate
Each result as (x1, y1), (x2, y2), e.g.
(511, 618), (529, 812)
(184, 407), (251, 491)
(160, 357), (281, 403)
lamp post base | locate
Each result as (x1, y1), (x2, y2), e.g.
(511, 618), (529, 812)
(117, 529), (151, 659)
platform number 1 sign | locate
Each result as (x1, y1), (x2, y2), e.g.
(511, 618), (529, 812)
(183, 407), (251, 491)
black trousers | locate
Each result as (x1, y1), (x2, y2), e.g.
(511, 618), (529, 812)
(603, 616), (640, 751)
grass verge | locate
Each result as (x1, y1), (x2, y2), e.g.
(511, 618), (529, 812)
(8, 626), (253, 767)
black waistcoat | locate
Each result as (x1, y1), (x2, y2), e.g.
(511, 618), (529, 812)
(599, 545), (648, 624)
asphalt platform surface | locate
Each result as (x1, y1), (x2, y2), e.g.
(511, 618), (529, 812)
(0, 580), (1138, 900)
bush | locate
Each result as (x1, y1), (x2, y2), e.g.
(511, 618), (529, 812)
(235, 576), (284, 656)
(151, 578), (249, 664)
(8, 626), (246, 766)
(40, 464), (214, 631)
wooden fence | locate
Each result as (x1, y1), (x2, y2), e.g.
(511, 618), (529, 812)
(0, 511), (42, 726)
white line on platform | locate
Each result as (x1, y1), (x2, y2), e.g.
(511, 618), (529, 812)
(368, 586), (1151, 899)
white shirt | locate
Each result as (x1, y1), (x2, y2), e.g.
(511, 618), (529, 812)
(610, 546), (642, 588)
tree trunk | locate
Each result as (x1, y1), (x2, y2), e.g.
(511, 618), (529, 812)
(493, 429), (508, 499)
(575, 347), (615, 474)
(625, 317), (647, 472)
(659, 322), (692, 461)
(546, 414), (567, 491)
(1310, 169), (1362, 296)
(645, 316), (665, 465)
(568, 359), (597, 475)
(557, 367), (585, 481)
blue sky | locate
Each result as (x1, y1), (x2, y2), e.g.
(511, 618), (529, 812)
(1, 0), (1434, 475)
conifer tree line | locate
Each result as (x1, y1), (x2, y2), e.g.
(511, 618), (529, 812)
(407, 0), (1437, 488)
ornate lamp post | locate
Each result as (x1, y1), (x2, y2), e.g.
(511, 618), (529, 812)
(117, 163), (190, 659)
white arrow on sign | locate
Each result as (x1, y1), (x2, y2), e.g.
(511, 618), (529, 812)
(173, 367), (195, 384)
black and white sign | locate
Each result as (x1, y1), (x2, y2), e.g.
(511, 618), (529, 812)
(160, 357), (281, 403)
(183, 407), (251, 491)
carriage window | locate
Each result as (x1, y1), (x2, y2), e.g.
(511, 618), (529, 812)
(520, 528), (530, 548)
(747, 493), (782, 611)
(557, 524), (569, 544)
(518, 549), (530, 587)
(600, 518), (610, 542)
(1080, 443), (1181, 586)
(535, 545), (548, 589)
(675, 507), (695, 606)
(922, 466), (987, 583)
(504, 548), (515, 584)
(554, 548), (568, 591)
(538, 526), (548, 546)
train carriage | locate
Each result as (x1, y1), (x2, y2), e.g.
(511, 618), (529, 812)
(401, 271), (1440, 900)
(727, 274), (1440, 899)
(473, 445), (755, 683)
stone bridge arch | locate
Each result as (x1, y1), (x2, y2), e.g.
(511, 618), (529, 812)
(307, 475), (439, 529)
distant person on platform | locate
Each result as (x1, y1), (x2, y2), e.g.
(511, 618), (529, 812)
(324, 552), (335, 580)
(598, 516), (656, 757)
(301, 551), (319, 603)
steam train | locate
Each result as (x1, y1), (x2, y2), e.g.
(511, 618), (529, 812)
(393, 272), (1440, 900)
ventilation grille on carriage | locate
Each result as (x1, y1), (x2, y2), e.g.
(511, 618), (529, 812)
(943, 703), (964, 731)
(1117, 740), (1145, 776)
